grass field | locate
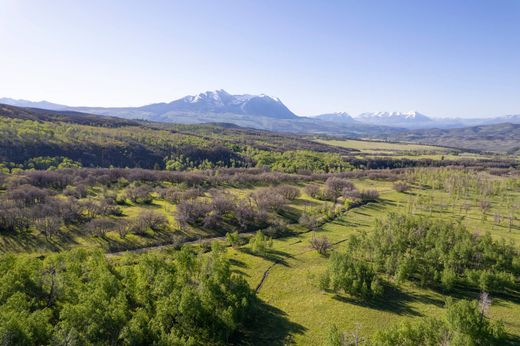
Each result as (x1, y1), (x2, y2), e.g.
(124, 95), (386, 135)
(315, 138), (448, 152)
(225, 181), (520, 344)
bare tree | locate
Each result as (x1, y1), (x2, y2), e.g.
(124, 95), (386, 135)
(309, 234), (331, 255)
(35, 217), (63, 240)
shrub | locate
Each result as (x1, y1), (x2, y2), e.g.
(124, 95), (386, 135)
(275, 185), (301, 200)
(304, 184), (321, 198)
(309, 235), (332, 255)
(325, 177), (354, 202)
(251, 188), (287, 212)
(392, 182), (410, 193)
(299, 213), (321, 231)
(85, 218), (118, 237)
(249, 231), (273, 255)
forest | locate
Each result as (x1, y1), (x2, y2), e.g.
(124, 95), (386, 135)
(0, 106), (519, 345)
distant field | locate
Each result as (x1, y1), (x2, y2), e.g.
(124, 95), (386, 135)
(315, 138), (448, 152)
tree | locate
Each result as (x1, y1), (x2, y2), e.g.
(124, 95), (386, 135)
(251, 188), (287, 212)
(249, 231), (272, 255)
(299, 213), (321, 231)
(35, 217), (63, 240)
(374, 297), (505, 345)
(304, 184), (320, 198)
(226, 231), (240, 248)
(309, 234), (332, 255)
(275, 185), (301, 200)
(325, 177), (354, 203)
(321, 251), (383, 299)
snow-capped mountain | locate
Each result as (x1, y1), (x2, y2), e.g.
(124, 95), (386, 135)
(355, 111), (433, 128)
(312, 112), (355, 123)
(2, 93), (519, 132)
(138, 90), (296, 119)
(357, 111), (432, 122)
(0, 90), (296, 121)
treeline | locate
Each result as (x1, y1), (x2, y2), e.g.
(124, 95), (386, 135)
(346, 157), (519, 170)
(0, 246), (256, 345)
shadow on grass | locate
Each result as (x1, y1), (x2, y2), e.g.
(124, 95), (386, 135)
(445, 284), (520, 306)
(229, 258), (249, 268)
(503, 334), (520, 346)
(291, 198), (320, 208)
(239, 247), (294, 267)
(0, 228), (81, 253)
(277, 207), (301, 224)
(237, 298), (307, 346)
(331, 283), (444, 317)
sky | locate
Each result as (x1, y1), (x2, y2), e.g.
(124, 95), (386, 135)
(1, 0), (519, 118)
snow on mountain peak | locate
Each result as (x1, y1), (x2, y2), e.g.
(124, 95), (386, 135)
(357, 111), (431, 122)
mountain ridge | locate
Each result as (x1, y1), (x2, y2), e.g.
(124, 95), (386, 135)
(2, 93), (519, 130)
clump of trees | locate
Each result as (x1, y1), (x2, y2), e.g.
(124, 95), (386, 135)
(0, 247), (256, 345)
(338, 213), (519, 294)
(373, 295), (506, 345)
(320, 251), (384, 299)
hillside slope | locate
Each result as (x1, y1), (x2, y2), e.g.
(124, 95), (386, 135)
(386, 123), (520, 154)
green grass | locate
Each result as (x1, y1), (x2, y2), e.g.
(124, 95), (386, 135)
(225, 182), (520, 344)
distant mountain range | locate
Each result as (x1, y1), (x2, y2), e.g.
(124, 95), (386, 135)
(1, 90), (296, 121)
(1, 90), (519, 131)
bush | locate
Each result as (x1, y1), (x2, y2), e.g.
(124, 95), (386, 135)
(275, 185), (301, 200)
(392, 182), (410, 193)
(249, 231), (273, 255)
(358, 189), (379, 202)
(304, 184), (321, 198)
(309, 235), (331, 255)
(299, 213), (321, 231)
(251, 188), (287, 212)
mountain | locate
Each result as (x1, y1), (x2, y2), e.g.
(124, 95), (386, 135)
(0, 104), (140, 127)
(155, 89), (297, 119)
(0, 91), (393, 135)
(356, 111), (433, 128)
(66, 90), (298, 121)
(312, 112), (355, 123)
(0, 98), (68, 111)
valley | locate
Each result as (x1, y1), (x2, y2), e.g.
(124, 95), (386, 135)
(0, 105), (519, 345)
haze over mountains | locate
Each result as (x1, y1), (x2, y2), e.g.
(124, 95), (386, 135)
(1, 90), (519, 132)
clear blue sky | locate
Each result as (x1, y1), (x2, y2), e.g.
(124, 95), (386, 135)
(1, 0), (519, 117)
